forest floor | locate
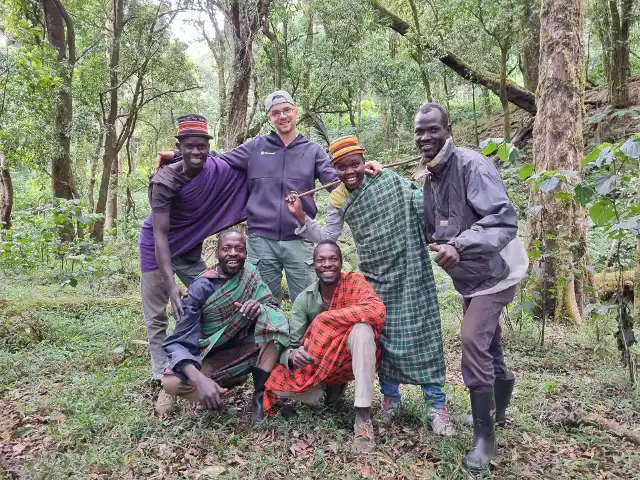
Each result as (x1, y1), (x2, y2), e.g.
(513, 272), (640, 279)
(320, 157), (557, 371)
(1, 272), (639, 480)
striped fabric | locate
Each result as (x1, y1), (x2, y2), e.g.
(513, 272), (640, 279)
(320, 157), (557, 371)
(263, 272), (386, 413)
(329, 135), (365, 164)
(175, 114), (212, 138)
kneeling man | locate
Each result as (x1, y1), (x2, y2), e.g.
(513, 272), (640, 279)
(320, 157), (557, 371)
(161, 230), (290, 423)
(264, 240), (386, 452)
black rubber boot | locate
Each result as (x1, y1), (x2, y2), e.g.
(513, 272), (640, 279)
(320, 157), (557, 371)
(463, 390), (496, 473)
(251, 367), (270, 425)
(494, 374), (515, 427)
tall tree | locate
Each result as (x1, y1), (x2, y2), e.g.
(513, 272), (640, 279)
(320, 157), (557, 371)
(528, 0), (585, 323)
(606, 0), (634, 107)
(41, 0), (78, 203)
(92, 0), (123, 241)
(521, 0), (540, 92)
(205, 0), (272, 149)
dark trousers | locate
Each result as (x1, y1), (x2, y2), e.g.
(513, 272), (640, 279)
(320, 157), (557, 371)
(461, 285), (517, 392)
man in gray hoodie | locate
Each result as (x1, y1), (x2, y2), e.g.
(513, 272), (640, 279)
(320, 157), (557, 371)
(157, 91), (338, 305)
(414, 103), (528, 472)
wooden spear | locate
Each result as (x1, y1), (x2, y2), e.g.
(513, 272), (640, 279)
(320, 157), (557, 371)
(293, 156), (421, 198)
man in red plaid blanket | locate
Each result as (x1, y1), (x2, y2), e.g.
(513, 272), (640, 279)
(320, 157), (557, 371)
(264, 240), (386, 452)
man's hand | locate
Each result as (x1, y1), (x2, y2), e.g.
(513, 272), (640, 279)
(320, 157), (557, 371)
(154, 150), (176, 174)
(429, 243), (460, 269)
(285, 192), (306, 224)
(364, 161), (383, 177)
(195, 376), (228, 410)
(169, 284), (187, 319)
(290, 339), (314, 369)
(233, 300), (262, 320)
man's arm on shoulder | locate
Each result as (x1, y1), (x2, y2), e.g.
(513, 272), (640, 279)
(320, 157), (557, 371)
(218, 138), (256, 172)
(163, 277), (214, 380)
(280, 290), (312, 369)
(314, 145), (338, 187)
(451, 165), (517, 256)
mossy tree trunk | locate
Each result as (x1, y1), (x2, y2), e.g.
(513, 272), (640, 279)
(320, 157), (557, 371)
(527, 0), (586, 325)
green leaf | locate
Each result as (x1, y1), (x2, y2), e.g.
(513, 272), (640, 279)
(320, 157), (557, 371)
(553, 192), (572, 201)
(589, 200), (616, 226)
(497, 142), (510, 162)
(594, 174), (618, 195)
(582, 145), (603, 168)
(574, 184), (595, 206)
(518, 164), (534, 180)
(538, 176), (559, 193)
(620, 138), (640, 159)
(481, 142), (498, 156)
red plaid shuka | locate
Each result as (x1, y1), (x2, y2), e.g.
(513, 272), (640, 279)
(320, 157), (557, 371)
(263, 272), (386, 413)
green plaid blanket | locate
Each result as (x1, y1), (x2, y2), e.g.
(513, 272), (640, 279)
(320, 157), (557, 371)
(197, 263), (290, 383)
(340, 170), (445, 385)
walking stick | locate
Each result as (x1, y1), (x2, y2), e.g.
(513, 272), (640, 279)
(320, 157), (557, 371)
(292, 156), (421, 198)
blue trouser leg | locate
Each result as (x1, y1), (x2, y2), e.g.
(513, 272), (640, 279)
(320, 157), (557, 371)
(421, 384), (447, 409)
(379, 378), (402, 401)
(380, 378), (447, 409)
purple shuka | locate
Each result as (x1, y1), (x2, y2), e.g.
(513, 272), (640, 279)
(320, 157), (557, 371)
(139, 156), (248, 272)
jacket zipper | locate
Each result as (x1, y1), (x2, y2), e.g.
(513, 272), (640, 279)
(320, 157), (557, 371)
(279, 142), (286, 241)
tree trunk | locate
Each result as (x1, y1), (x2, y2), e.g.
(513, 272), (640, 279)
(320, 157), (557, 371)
(483, 87), (492, 119)
(408, 0), (432, 101)
(41, 0), (77, 205)
(302, 5), (313, 114)
(500, 45), (511, 142)
(92, 0), (123, 241)
(87, 116), (103, 212)
(369, 0), (537, 113)
(527, 0), (585, 325)
(105, 149), (120, 232)
(521, 0), (541, 92)
(203, 18), (228, 144)
(0, 153), (12, 230)
(635, 159), (640, 326)
(221, 0), (272, 149)
(608, 0), (633, 107)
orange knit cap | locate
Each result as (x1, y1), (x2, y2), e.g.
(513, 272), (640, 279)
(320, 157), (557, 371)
(328, 135), (365, 164)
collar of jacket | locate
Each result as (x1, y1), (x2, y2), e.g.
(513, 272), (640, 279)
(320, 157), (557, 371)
(266, 130), (308, 148)
(413, 137), (455, 181)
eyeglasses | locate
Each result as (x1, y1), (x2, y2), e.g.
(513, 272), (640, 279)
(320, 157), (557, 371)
(269, 107), (295, 118)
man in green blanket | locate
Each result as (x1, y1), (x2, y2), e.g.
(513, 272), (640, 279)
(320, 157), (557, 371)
(285, 136), (453, 436)
(161, 230), (289, 423)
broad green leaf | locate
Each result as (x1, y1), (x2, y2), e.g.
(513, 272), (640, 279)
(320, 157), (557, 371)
(594, 174), (618, 195)
(528, 249), (542, 262)
(620, 138), (640, 159)
(574, 184), (594, 206)
(481, 142), (498, 156)
(589, 200), (616, 226)
(582, 145), (603, 167)
(538, 176), (559, 193)
(508, 146), (520, 163)
(518, 164), (534, 180)
(497, 142), (510, 162)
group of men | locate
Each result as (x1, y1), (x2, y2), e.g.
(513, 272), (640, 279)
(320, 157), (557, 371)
(139, 90), (527, 471)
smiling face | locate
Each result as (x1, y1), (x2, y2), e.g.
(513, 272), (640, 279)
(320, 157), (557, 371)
(414, 109), (450, 160)
(314, 243), (342, 285)
(268, 103), (298, 136)
(335, 153), (366, 190)
(217, 232), (247, 277)
(178, 136), (210, 170)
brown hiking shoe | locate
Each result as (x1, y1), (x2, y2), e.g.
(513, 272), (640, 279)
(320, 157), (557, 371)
(354, 419), (375, 453)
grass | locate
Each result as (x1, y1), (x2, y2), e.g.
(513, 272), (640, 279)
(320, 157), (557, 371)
(1, 273), (639, 480)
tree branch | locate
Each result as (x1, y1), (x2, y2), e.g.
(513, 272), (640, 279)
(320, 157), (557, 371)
(368, 0), (536, 113)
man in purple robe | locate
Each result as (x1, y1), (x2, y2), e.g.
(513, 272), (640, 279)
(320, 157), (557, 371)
(138, 115), (248, 403)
